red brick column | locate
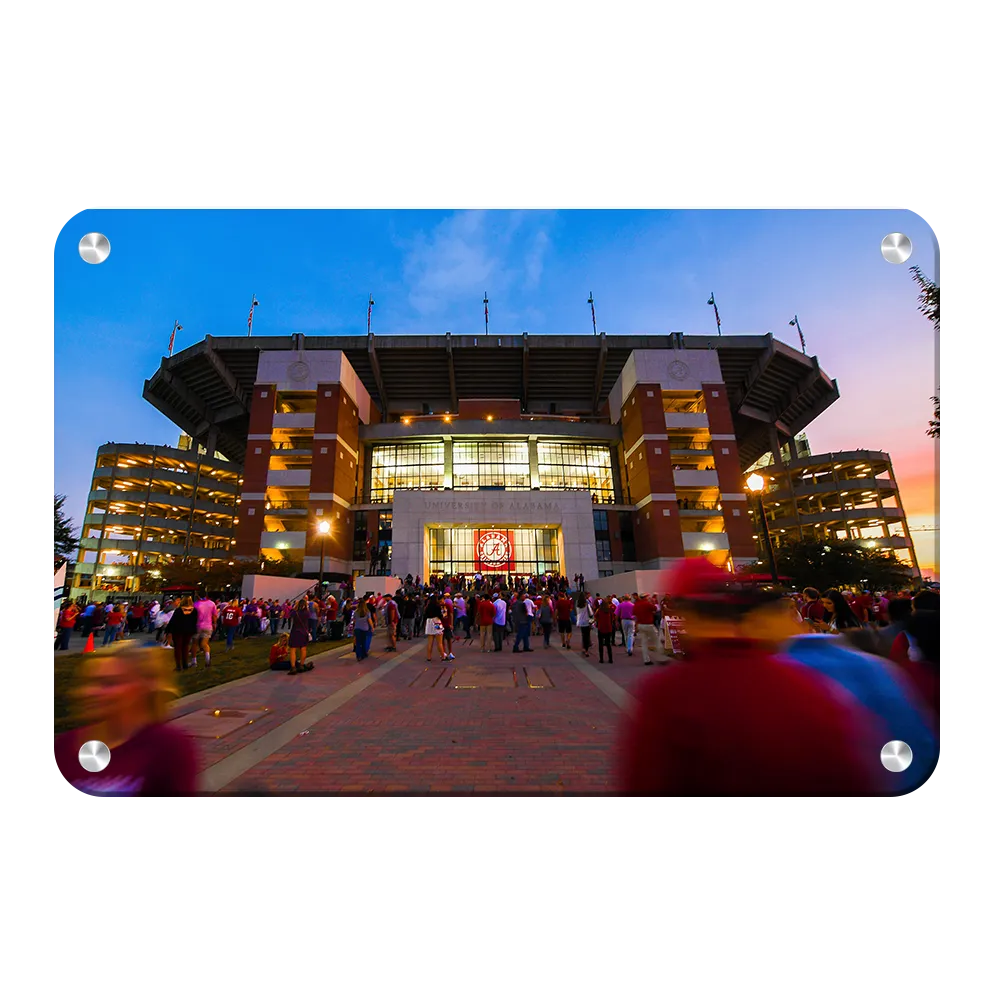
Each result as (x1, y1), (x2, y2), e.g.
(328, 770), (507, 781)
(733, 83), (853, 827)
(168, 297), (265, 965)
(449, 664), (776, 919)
(620, 382), (684, 561)
(234, 383), (276, 557)
(704, 382), (756, 560)
(306, 384), (360, 565)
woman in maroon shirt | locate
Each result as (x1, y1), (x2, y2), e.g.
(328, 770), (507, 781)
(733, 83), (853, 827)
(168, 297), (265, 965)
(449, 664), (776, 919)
(595, 598), (615, 664)
(55, 645), (198, 795)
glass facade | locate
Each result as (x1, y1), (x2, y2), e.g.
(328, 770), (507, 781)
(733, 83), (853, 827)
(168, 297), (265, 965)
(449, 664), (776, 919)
(538, 442), (614, 501)
(369, 442), (444, 503)
(428, 527), (559, 577)
(453, 441), (530, 490)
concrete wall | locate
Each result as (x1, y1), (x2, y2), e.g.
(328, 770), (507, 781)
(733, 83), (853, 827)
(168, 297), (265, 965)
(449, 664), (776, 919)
(353, 575), (402, 598)
(591, 569), (673, 598)
(241, 574), (317, 602)
(389, 489), (600, 584)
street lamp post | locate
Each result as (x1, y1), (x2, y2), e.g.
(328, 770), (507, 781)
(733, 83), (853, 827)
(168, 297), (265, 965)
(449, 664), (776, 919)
(746, 473), (779, 585)
(317, 520), (331, 594)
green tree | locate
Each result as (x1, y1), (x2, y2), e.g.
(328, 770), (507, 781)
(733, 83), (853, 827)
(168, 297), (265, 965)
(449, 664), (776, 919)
(55, 494), (78, 560)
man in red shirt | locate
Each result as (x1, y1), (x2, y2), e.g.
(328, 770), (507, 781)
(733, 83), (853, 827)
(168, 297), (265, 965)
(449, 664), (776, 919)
(633, 593), (658, 665)
(620, 559), (887, 795)
(555, 592), (574, 649)
(476, 592), (496, 652)
(799, 587), (826, 629)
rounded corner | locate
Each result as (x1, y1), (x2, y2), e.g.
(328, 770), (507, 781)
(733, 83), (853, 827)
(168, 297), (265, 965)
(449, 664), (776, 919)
(54, 209), (96, 258)
(892, 746), (940, 797)
(897, 208), (941, 266)
(52, 742), (92, 797)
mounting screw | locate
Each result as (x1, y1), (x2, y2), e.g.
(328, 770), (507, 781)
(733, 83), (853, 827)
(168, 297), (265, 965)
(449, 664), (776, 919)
(78, 232), (111, 264)
(880, 233), (912, 264)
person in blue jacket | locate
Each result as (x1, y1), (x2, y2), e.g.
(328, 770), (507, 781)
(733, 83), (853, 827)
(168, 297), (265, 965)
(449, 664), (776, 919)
(782, 632), (938, 793)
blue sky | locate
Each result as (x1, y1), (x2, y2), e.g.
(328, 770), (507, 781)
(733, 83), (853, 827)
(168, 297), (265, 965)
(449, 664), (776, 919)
(54, 209), (939, 569)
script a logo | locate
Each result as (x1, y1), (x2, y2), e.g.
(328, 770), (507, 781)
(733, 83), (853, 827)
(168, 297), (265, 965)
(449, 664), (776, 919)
(477, 530), (511, 566)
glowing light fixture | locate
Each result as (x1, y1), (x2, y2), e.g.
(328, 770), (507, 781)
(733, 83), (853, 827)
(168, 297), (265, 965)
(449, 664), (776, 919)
(746, 473), (765, 493)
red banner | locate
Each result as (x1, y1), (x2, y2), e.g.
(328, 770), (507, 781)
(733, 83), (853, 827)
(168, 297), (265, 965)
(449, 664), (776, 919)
(475, 529), (516, 573)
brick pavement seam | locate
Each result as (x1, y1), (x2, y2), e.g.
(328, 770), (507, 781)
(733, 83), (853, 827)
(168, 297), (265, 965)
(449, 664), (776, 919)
(555, 648), (639, 718)
(198, 642), (426, 792)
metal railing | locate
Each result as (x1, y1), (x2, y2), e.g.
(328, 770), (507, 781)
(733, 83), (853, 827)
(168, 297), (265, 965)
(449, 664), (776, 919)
(359, 485), (629, 505)
(676, 500), (724, 511)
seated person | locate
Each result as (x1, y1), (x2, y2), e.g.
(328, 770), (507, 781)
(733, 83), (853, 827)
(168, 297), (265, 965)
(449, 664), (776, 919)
(269, 634), (292, 671)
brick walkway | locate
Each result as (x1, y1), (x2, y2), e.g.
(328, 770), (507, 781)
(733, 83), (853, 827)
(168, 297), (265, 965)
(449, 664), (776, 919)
(173, 632), (661, 795)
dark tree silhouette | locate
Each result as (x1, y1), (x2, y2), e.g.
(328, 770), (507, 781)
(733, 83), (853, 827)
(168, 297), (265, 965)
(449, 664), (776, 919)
(910, 265), (940, 438)
(54, 494), (78, 560)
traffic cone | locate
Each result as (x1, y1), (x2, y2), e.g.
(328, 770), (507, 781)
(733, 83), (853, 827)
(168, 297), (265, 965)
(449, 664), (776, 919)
(83, 632), (95, 653)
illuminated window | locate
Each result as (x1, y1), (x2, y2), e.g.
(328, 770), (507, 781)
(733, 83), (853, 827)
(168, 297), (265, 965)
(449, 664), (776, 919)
(537, 441), (614, 501)
(368, 441), (445, 503)
(453, 441), (530, 491)
(428, 527), (559, 577)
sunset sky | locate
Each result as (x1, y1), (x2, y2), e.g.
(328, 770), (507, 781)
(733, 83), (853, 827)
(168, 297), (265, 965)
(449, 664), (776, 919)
(54, 209), (939, 575)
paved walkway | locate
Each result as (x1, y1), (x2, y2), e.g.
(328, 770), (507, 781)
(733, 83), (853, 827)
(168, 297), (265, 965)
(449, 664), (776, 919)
(170, 633), (664, 794)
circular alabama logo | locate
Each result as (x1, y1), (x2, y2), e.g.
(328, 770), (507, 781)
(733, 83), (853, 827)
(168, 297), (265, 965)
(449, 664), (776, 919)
(667, 360), (690, 380)
(477, 530), (511, 566)
(287, 361), (310, 383)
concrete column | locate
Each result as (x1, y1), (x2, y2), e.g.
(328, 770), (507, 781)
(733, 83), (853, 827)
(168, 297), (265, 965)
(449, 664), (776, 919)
(768, 425), (785, 470)
(443, 437), (453, 489)
(528, 437), (540, 489)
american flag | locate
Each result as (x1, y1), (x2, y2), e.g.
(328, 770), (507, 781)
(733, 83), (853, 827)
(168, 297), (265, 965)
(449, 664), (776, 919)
(247, 296), (259, 336)
(708, 293), (721, 334)
(168, 320), (182, 356)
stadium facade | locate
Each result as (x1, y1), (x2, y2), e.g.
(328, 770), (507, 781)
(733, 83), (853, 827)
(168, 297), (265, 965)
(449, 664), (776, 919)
(135, 331), (842, 585)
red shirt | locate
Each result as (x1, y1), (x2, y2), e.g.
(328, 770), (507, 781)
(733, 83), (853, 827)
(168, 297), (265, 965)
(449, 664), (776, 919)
(55, 724), (199, 796)
(58, 606), (79, 628)
(556, 598), (573, 622)
(620, 640), (887, 795)
(801, 600), (826, 622)
(221, 606), (241, 627)
(595, 607), (615, 632)
(477, 600), (496, 626)
(106, 611), (123, 626)
(633, 599), (656, 625)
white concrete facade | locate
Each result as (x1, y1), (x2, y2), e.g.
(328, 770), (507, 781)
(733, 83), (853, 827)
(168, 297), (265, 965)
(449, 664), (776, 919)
(255, 349), (372, 424)
(389, 489), (600, 583)
(608, 348), (724, 424)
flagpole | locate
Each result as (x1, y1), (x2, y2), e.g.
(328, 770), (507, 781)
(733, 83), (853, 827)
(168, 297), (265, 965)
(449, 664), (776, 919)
(588, 292), (597, 335)
(168, 320), (183, 357)
(367, 294), (374, 335)
(708, 293), (722, 336)
(789, 315), (806, 353)
(484, 292), (489, 335)
(247, 294), (259, 337)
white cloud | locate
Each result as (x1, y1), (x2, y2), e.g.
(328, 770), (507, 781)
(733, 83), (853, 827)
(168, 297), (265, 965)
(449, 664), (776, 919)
(402, 211), (551, 315)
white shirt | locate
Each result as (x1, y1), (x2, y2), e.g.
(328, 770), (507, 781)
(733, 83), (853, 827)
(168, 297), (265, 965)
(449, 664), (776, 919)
(493, 599), (507, 626)
(523, 597), (535, 617)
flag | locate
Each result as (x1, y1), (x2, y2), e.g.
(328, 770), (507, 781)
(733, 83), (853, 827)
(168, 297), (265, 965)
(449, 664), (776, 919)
(708, 293), (721, 332)
(168, 321), (182, 356)
(247, 297), (259, 336)
(367, 294), (374, 334)
(484, 292), (489, 333)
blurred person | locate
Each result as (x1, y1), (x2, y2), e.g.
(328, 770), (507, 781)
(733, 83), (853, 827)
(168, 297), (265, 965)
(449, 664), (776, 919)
(511, 592), (532, 653)
(164, 596), (198, 670)
(620, 560), (887, 795)
(400, 592), (416, 641)
(288, 598), (314, 674)
(596, 597), (615, 664)
(784, 626), (938, 791)
(384, 591), (400, 651)
(890, 610), (939, 720)
(441, 591), (455, 660)
(55, 645), (198, 795)
(876, 599), (913, 656)
(575, 591), (593, 657)
(634, 593), (659, 665)
(154, 599), (176, 646)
